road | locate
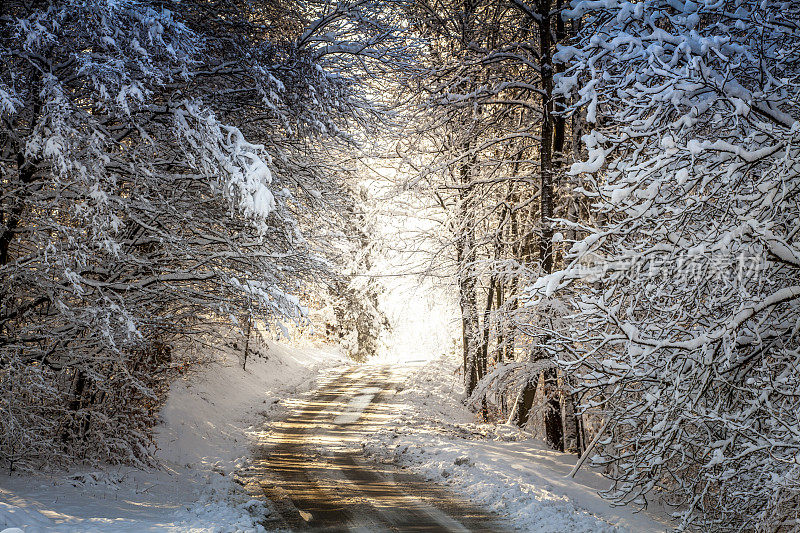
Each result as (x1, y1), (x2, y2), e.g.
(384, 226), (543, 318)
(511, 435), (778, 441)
(247, 364), (506, 532)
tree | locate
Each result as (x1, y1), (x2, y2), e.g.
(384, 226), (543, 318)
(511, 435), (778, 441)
(541, 0), (800, 528)
(389, 0), (581, 450)
(323, 185), (391, 362)
(0, 0), (406, 469)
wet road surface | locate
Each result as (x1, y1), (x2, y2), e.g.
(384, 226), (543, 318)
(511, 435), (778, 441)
(245, 364), (507, 532)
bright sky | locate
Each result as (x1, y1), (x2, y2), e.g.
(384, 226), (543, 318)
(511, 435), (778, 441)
(366, 169), (460, 363)
(375, 272), (459, 362)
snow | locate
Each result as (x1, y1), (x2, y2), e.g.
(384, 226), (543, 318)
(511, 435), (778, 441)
(0, 337), (345, 532)
(3, 335), (674, 533)
(0, 468), (270, 533)
(2, 326), (673, 532)
(571, 132), (607, 174)
(362, 355), (673, 532)
(156, 337), (343, 472)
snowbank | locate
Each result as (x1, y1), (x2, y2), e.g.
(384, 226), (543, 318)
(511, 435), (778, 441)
(362, 355), (673, 532)
(0, 338), (344, 532)
(156, 338), (344, 472)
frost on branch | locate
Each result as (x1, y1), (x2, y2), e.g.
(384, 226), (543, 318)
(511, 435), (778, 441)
(543, 0), (800, 530)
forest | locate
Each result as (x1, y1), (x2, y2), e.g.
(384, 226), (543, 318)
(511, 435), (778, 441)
(1, 0), (799, 532)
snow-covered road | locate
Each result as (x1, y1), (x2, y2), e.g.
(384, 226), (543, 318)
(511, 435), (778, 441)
(360, 356), (673, 533)
(246, 364), (506, 532)
(1, 349), (672, 532)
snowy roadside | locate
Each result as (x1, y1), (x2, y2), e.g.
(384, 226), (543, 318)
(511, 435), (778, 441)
(0, 339), (346, 533)
(361, 355), (673, 533)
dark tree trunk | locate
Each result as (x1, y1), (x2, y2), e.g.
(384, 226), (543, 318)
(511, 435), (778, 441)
(543, 368), (564, 451)
(495, 279), (505, 364)
(480, 278), (494, 373)
(62, 370), (89, 444)
(0, 154), (36, 267)
(515, 376), (537, 428)
(538, 0), (555, 276)
(558, 372), (581, 454)
(242, 314), (252, 371)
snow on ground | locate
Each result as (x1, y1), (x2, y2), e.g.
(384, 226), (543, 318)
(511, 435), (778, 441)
(362, 354), (674, 533)
(156, 338), (344, 473)
(0, 336), (345, 533)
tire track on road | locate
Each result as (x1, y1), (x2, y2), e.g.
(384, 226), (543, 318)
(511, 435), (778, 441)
(248, 364), (506, 532)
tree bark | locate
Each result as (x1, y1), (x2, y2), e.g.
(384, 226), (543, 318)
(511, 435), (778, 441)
(457, 157), (481, 396)
(515, 375), (538, 428)
(242, 314), (252, 371)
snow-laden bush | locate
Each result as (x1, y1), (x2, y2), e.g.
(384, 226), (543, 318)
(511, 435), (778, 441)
(540, 0), (800, 530)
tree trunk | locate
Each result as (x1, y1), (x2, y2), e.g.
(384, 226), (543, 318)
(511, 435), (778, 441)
(559, 373), (580, 454)
(495, 279), (505, 364)
(515, 375), (538, 428)
(242, 314), (252, 371)
(538, 0), (555, 276)
(480, 277), (494, 374)
(62, 370), (89, 444)
(543, 368), (564, 451)
(457, 176), (481, 396)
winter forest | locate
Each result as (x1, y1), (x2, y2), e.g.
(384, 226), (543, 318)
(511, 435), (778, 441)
(1, 0), (799, 532)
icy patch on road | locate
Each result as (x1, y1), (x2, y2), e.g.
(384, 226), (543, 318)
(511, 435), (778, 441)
(362, 355), (671, 532)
